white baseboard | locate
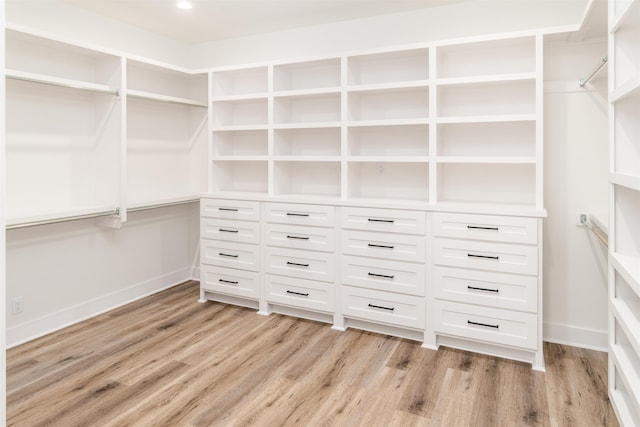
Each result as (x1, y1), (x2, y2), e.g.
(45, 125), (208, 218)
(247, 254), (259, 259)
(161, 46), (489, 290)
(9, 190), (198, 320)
(543, 321), (608, 352)
(6, 267), (193, 348)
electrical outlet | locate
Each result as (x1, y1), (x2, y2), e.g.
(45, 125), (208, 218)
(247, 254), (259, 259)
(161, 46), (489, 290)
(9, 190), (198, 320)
(11, 297), (24, 315)
(577, 213), (588, 226)
(377, 163), (384, 174)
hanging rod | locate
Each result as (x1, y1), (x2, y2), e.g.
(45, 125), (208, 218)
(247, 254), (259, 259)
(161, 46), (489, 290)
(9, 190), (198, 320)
(5, 70), (120, 96)
(580, 214), (608, 248)
(578, 57), (608, 87)
(127, 198), (199, 213)
(6, 208), (120, 230)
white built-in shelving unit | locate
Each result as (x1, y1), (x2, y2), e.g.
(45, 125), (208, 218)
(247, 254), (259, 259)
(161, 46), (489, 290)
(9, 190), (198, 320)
(608, 0), (640, 425)
(4, 25), (208, 227)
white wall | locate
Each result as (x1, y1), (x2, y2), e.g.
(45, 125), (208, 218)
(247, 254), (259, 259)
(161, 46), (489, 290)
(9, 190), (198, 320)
(189, 0), (589, 68)
(543, 38), (609, 350)
(2, 0), (8, 423)
(5, 204), (200, 347)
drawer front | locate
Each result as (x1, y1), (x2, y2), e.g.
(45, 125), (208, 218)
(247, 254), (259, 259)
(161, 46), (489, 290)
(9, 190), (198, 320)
(264, 202), (335, 227)
(433, 300), (538, 350)
(341, 255), (426, 296)
(200, 240), (260, 272)
(433, 238), (538, 276)
(201, 218), (260, 244)
(264, 223), (335, 252)
(341, 207), (426, 235)
(200, 265), (259, 299)
(341, 230), (426, 263)
(342, 286), (424, 329)
(265, 247), (334, 282)
(434, 267), (537, 312)
(432, 213), (537, 245)
(265, 275), (334, 313)
(201, 198), (260, 221)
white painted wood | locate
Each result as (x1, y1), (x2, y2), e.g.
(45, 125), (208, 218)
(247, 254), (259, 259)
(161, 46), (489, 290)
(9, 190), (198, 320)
(341, 230), (426, 263)
(432, 212), (538, 244)
(264, 246), (335, 282)
(200, 239), (261, 272)
(200, 198), (261, 221)
(265, 275), (335, 313)
(201, 217), (261, 245)
(264, 202), (335, 227)
(341, 206), (426, 234)
(341, 285), (424, 329)
(263, 223), (335, 252)
(341, 255), (426, 296)
(200, 265), (260, 299)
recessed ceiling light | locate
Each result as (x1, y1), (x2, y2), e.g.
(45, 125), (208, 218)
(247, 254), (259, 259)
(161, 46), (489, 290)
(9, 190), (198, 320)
(176, 1), (192, 9)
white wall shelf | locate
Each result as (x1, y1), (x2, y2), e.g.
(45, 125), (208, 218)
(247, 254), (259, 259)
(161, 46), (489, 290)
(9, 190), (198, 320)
(274, 58), (341, 92)
(348, 87), (429, 122)
(274, 92), (341, 125)
(5, 69), (118, 95)
(211, 66), (268, 98)
(609, 75), (640, 102)
(610, 172), (640, 191)
(435, 114), (536, 124)
(128, 89), (207, 107)
(347, 48), (429, 86)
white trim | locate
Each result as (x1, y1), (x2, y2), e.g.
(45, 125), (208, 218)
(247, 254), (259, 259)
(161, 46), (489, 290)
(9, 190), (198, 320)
(543, 321), (608, 352)
(6, 268), (194, 348)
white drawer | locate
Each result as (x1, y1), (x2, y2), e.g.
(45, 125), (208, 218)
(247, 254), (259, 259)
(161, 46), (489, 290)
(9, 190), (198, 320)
(201, 218), (260, 244)
(265, 275), (334, 313)
(433, 300), (538, 350)
(341, 207), (426, 235)
(201, 198), (260, 221)
(341, 230), (426, 263)
(200, 240), (260, 272)
(342, 286), (424, 329)
(432, 213), (537, 245)
(434, 267), (537, 313)
(264, 202), (335, 227)
(264, 223), (335, 252)
(341, 255), (425, 296)
(200, 265), (259, 299)
(265, 247), (334, 282)
(433, 238), (538, 276)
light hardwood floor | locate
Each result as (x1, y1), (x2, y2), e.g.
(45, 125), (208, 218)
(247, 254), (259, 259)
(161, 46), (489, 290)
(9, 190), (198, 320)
(7, 281), (618, 426)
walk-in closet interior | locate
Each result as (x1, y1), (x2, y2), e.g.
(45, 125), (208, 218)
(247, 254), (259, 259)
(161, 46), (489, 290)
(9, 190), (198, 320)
(1, 0), (638, 425)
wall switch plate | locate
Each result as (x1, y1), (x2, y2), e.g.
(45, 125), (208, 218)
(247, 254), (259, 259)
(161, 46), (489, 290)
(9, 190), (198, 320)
(11, 297), (24, 315)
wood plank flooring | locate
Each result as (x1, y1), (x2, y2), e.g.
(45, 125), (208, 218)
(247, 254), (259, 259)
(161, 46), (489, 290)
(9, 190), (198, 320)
(7, 281), (618, 426)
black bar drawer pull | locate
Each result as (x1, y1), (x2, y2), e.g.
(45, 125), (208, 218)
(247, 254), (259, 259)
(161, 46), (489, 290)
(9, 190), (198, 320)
(368, 243), (394, 249)
(287, 235), (309, 240)
(219, 252), (238, 258)
(368, 218), (394, 223)
(218, 207), (238, 212)
(368, 303), (394, 311)
(218, 279), (239, 285)
(467, 225), (499, 231)
(468, 285), (499, 293)
(467, 253), (499, 260)
(368, 272), (394, 279)
(219, 228), (239, 233)
(286, 290), (309, 297)
(468, 320), (499, 329)
(287, 261), (309, 267)
(286, 212), (309, 217)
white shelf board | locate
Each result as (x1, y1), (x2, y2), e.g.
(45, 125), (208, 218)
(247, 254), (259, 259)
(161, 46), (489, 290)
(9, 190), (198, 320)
(211, 93), (269, 102)
(436, 114), (537, 124)
(273, 87), (342, 98)
(436, 72), (536, 86)
(347, 118), (429, 127)
(346, 80), (430, 93)
(436, 156), (536, 164)
(611, 252), (640, 298)
(127, 194), (200, 211)
(432, 201), (546, 218)
(611, 172), (640, 191)
(212, 124), (269, 132)
(274, 156), (341, 162)
(610, 0), (640, 33)
(5, 69), (117, 95)
(610, 300), (640, 364)
(213, 156), (268, 161)
(610, 75), (640, 103)
(273, 122), (342, 130)
(347, 156), (430, 163)
(609, 345), (640, 411)
(127, 89), (207, 107)
(6, 205), (119, 229)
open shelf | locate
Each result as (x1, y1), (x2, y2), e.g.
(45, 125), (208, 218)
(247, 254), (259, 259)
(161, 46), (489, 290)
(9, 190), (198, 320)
(274, 93), (341, 125)
(437, 80), (535, 118)
(348, 124), (428, 157)
(437, 37), (535, 79)
(611, 172), (640, 191)
(437, 163), (535, 206)
(211, 66), (268, 98)
(127, 59), (207, 105)
(213, 129), (268, 157)
(274, 161), (341, 198)
(348, 87), (429, 122)
(612, 96), (640, 177)
(610, 75), (640, 102)
(274, 127), (341, 157)
(348, 162), (429, 202)
(614, 185), (640, 256)
(212, 98), (269, 127)
(348, 48), (429, 86)
(274, 58), (341, 92)
(212, 160), (268, 194)
(5, 69), (118, 95)
(437, 121), (535, 157)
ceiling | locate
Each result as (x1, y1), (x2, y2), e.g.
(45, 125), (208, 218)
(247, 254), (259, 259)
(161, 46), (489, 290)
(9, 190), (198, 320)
(59, 0), (470, 44)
